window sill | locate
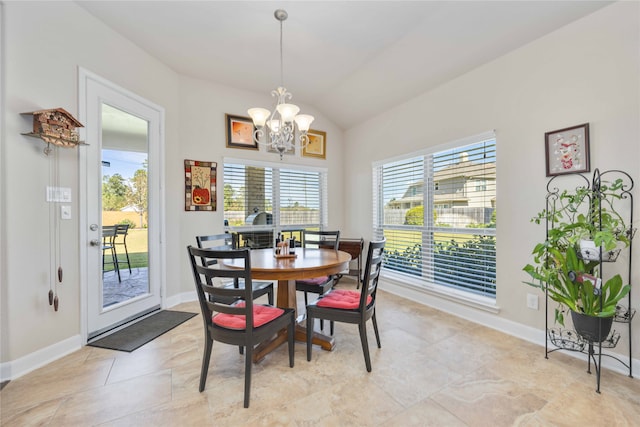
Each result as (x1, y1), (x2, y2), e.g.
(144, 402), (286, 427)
(380, 270), (500, 314)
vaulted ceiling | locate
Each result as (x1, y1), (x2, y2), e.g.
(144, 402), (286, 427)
(77, 1), (611, 130)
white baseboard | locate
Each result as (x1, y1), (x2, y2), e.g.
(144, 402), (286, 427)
(1, 291), (199, 383)
(0, 334), (82, 382)
(165, 290), (197, 308)
(380, 278), (640, 379)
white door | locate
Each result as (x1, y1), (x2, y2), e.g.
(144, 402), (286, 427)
(79, 69), (165, 339)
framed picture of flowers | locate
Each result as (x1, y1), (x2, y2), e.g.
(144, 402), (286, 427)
(184, 159), (216, 211)
(545, 123), (590, 176)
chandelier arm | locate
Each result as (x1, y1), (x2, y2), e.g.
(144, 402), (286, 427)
(298, 133), (310, 148)
(253, 128), (266, 146)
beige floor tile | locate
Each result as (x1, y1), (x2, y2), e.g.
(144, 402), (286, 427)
(384, 398), (468, 426)
(431, 370), (548, 427)
(2, 291), (639, 426)
(48, 370), (172, 426)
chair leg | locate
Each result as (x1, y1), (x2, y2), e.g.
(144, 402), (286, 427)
(199, 335), (213, 392)
(304, 291), (309, 307)
(306, 311), (314, 362)
(372, 311), (381, 348)
(123, 242), (132, 273)
(244, 341), (252, 408)
(358, 322), (372, 372)
(288, 315), (295, 368)
(111, 246), (121, 282)
(268, 287), (274, 305)
(330, 320), (334, 336)
(320, 319), (324, 331)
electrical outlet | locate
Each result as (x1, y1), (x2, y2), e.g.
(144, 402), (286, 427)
(527, 293), (539, 310)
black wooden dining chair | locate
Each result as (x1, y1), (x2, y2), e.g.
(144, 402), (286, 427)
(295, 230), (341, 307)
(102, 225), (120, 282)
(187, 245), (295, 408)
(196, 233), (274, 305)
(305, 239), (385, 372)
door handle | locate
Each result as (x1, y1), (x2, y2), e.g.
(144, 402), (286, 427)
(90, 239), (101, 247)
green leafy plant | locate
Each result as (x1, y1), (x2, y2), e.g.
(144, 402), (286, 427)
(523, 246), (629, 325)
(523, 178), (633, 325)
(531, 179), (632, 252)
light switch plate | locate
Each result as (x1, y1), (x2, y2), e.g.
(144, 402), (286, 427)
(61, 205), (71, 220)
(46, 186), (72, 202)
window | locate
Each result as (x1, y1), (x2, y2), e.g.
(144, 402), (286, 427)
(373, 132), (496, 298)
(223, 158), (327, 247)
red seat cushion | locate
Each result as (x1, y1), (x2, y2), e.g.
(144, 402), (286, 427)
(212, 303), (284, 329)
(316, 289), (372, 309)
(297, 276), (330, 285)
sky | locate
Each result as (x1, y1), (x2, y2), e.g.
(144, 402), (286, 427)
(101, 149), (147, 180)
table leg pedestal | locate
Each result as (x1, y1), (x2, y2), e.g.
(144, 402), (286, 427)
(253, 324), (335, 363)
(253, 278), (336, 362)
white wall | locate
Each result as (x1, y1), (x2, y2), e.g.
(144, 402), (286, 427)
(176, 74), (345, 297)
(344, 1), (639, 358)
(0, 1), (345, 377)
(1, 1), (180, 369)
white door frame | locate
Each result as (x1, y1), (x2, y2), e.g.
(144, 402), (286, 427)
(78, 67), (166, 341)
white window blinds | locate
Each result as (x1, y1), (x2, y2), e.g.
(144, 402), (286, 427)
(373, 133), (497, 298)
(223, 159), (327, 240)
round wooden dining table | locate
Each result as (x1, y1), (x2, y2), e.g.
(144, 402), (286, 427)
(223, 247), (351, 362)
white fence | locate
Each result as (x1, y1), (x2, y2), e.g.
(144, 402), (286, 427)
(225, 210), (320, 226)
(384, 207), (494, 227)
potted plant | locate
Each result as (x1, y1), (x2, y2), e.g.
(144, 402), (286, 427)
(523, 178), (633, 342)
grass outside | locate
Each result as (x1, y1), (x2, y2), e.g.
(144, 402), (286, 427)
(383, 230), (484, 253)
(104, 228), (148, 271)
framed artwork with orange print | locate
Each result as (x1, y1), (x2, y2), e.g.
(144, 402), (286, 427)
(185, 159), (216, 211)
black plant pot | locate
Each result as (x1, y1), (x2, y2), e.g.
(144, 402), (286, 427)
(571, 310), (613, 343)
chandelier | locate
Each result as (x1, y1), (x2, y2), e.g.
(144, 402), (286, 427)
(247, 9), (314, 159)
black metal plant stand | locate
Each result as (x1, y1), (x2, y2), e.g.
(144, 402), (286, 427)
(542, 169), (634, 392)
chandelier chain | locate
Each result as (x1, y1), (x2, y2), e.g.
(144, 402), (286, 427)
(279, 18), (284, 88)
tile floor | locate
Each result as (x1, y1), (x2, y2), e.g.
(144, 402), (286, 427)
(2, 278), (639, 426)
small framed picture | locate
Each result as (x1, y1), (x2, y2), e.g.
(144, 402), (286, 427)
(185, 159), (216, 211)
(225, 114), (258, 150)
(302, 129), (326, 159)
(545, 123), (590, 176)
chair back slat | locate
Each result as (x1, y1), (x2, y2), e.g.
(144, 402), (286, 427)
(196, 233), (235, 250)
(302, 230), (340, 250)
(115, 223), (129, 236)
(360, 239), (386, 311)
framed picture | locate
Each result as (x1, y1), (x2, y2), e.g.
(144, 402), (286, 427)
(184, 159), (217, 211)
(302, 129), (326, 159)
(545, 123), (590, 176)
(225, 114), (258, 150)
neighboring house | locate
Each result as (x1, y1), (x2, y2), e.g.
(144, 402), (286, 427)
(387, 153), (496, 210)
(120, 204), (140, 212)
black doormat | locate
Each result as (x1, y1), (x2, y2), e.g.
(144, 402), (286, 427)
(88, 310), (197, 352)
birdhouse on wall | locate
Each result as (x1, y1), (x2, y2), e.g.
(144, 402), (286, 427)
(21, 108), (85, 149)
